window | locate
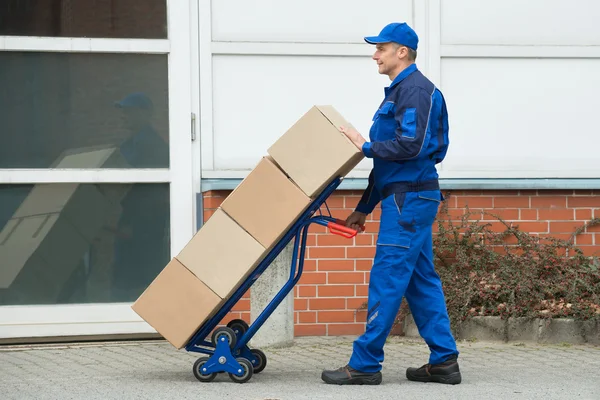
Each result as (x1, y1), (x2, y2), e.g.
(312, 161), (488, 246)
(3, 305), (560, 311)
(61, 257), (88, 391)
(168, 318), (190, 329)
(0, 52), (169, 168)
(0, 0), (167, 39)
(0, 183), (170, 305)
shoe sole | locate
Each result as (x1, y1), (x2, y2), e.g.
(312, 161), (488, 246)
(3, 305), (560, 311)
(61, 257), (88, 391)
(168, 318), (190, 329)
(406, 371), (462, 385)
(321, 372), (382, 385)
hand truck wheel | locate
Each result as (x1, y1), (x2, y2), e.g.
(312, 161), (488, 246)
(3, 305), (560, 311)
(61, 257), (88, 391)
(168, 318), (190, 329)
(250, 348), (267, 373)
(228, 357), (253, 383)
(211, 327), (237, 349)
(226, 319), (250, 337)
(193, 357), (216, 382)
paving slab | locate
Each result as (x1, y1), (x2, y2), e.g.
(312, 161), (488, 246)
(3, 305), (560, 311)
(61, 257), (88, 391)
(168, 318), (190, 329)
(1, 336), (599, 400)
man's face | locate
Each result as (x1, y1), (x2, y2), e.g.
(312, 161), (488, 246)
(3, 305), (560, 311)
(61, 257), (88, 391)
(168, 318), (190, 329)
(372, 42), (407, 78)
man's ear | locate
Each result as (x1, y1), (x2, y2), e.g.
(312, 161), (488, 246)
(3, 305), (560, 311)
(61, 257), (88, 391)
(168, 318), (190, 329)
(396, 45), (408, 60)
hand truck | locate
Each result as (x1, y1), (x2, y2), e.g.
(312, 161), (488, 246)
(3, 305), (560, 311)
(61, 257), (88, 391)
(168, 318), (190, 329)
(184, 177), (363, 383)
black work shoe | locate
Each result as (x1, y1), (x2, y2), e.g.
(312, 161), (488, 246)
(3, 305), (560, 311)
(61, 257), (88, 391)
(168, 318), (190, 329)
(321, 365), (382, 385)
(406, 355), (462, 385)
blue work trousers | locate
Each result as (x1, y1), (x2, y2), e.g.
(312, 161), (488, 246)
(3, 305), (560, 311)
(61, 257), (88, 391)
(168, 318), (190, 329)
(348, 189), (458, 373)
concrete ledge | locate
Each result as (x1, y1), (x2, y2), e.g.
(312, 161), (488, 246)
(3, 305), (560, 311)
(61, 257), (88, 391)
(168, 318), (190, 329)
(403, 315), (600, 345)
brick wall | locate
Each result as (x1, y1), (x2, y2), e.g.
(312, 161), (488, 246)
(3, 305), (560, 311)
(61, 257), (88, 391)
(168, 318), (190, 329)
(204, 188), (600, 336)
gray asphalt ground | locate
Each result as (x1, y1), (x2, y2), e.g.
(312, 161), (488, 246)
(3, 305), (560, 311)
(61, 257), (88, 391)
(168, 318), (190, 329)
(1, 335), (599, 400)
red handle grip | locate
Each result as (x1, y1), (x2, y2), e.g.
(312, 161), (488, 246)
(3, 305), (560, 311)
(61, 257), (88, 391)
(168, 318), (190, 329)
(334, 219), (365, 232)
(328, 222), (357, 238)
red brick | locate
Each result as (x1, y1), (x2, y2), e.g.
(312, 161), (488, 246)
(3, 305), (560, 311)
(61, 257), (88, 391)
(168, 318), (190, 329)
(483, 209), (519, 221)
(568, 197), (600, 208)
(346, 297), (368, 310)
(202, 196), (225, 209)
(295, 298), (308, 311)
(298, 286), (316, 297)
(239, 312), (250, 321)
(531, 197), (567, 208)
(575, 234), (594, 245)
(318, 260), (354, 271)
(494, 197), (530, 208)
(323, 196), (344, 208)
(328, 272), (365, 284)
(231, 299), (249, 312)
(586, 223), (600, 233)
(309, 298), (346, 310)
(347, 246), (376, 259)
(538, 233), (573, 242)
(301, 259), (317, 272)
(539, 190), (574, 196)
(299, 312), (316, 323)
(317, 311), (355, 323)
(549, 221), (584, 233)
(356, 260), (373, 271)
(318, 234), (354, 246)
(356, 310), (367, 323)
(485, 190), (521, 196)
(345, 196), (362, 208)
(448, 208), (483, 220)
(515, 221), (549, 233)
(298, 272), (327, 285)
(576, 209), (593, 220)
(328, 323), (366, 336)
(581, 246), (600, 256)
(356, 284), (369, 296)
(364, 222), (380, 233)
(355, 234), (373, 246)
(327, 209), (352, 221)
(519, 190), (538, 196)
(305, 234), (316, 247)
(456, 196), (494, 208)
(295, 324), (326, 336)
(539, 209), (575, 221)
(318, 285), (355, 297)
(308, 224), (327, 234)
(309, 247), (345, 259)
(203, 210), (216, 221)
(369, 208), (382, 221)
(520, 209), (538, 220)
(218, 313), (242, 326)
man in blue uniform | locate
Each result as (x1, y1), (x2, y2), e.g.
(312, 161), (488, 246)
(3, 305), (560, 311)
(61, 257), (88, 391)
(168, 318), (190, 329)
(321, 22), (461, 385)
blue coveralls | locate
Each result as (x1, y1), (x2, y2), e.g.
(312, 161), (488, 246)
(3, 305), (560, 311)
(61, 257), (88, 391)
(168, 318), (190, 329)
(348, 63), (459, 373)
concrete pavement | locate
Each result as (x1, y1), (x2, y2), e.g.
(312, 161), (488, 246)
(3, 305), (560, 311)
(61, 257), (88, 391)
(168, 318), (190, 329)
(1, 336), (599, 399)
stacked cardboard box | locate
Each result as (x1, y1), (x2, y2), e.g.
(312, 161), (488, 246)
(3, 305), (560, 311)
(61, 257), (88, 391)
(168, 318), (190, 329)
(132, 105), (364, 349)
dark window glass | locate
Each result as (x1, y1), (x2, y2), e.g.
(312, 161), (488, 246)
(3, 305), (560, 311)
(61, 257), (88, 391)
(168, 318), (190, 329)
(0, 183), (170, 305)
(0, 52), (169, 168)
(0, 0), (167, 39)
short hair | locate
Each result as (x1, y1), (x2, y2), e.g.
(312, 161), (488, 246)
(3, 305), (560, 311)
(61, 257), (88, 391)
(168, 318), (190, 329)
(392, 42), (417, 61)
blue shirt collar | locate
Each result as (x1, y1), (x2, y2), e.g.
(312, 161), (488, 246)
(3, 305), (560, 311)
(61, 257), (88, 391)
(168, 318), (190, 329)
(385, 63), (418, 95)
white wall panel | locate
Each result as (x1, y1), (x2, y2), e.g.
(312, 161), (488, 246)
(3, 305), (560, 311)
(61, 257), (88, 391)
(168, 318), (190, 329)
(212, 0), (412, 43)
(441, 0), (600, 46)
(212, 54), (396, 172)
(440, 58), (600, 178)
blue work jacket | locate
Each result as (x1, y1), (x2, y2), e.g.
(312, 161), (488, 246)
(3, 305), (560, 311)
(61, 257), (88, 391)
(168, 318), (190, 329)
(356, 64), (449, 215)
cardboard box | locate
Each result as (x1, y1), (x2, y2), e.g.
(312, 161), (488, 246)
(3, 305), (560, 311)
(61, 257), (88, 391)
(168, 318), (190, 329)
(176, 209), (267, 299)
(220, 156), (312, 249)
(132, 258), (222, 349)
(268, 105), (364, 198)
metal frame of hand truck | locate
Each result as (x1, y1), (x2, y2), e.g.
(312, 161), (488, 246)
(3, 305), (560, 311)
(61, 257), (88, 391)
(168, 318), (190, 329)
(184, 176), (361, 383)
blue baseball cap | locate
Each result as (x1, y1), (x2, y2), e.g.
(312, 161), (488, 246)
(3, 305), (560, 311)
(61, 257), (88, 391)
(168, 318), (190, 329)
(364, 22), (419, 50)
(115, 92), (154, 111)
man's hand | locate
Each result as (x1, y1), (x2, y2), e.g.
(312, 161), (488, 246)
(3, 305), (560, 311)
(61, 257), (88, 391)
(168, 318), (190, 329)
(345, 211), (367, 232)
(340, 126), (367, 149)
